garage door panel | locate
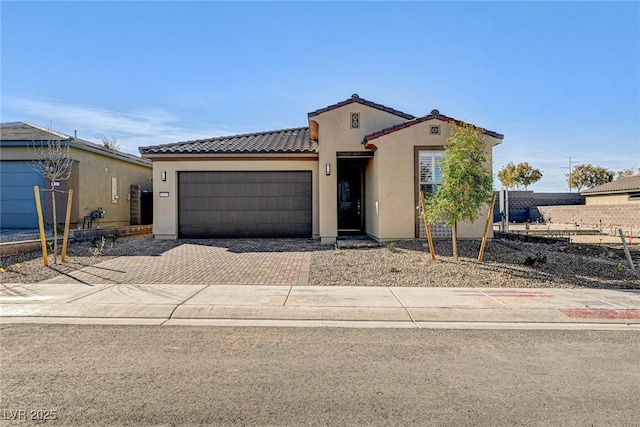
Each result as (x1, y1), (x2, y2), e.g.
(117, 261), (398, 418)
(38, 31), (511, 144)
(1, 161), (45, 228)
(181, 210), (311, 226)
(180, 224), (308, 238)
(180, 171), (310, 185)
(180, 182), (310, 198)
(178, 171), (312, 238)
(179, 196), (311, 212)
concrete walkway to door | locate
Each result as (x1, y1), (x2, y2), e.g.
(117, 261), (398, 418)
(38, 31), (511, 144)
(37, 239), (314, 286)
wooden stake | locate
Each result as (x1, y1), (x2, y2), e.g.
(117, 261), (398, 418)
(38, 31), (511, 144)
(619, 228), (636, 271)
(420, 191), (436, 260)
(34, 186), (49, 266)
(478, 193), (497, 262)
(61, 189), (73, 262)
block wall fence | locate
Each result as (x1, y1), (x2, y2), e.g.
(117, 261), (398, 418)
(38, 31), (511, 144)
(536, 204), (639, 229)
(492, 191), (585, 222)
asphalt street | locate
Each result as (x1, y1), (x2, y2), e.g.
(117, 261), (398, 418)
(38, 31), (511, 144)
(1, 324), (639, 426)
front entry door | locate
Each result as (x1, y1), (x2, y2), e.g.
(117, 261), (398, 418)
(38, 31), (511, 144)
(338, 161), (364, 234)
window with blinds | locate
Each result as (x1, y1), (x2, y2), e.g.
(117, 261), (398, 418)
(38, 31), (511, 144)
(418, 150), (443, 195)
(418, 150), (451, 238)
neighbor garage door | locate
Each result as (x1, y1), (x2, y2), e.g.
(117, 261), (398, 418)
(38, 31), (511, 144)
(0, 161), (45, 228)
(178, 171), (312, 238)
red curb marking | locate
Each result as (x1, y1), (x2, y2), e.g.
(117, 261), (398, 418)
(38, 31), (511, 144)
(560, 309), (640, 319)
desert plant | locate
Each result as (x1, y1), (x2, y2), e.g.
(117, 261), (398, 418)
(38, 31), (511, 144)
(89, 236), (107, 256)
(524, 252), (547, 267)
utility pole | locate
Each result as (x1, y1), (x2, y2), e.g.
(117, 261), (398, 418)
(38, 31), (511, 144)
(563, 157), (577, 192)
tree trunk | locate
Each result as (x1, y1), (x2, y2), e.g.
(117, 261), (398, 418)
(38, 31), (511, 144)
(451, 221), (458, 261)
(51, 187), (58, 264)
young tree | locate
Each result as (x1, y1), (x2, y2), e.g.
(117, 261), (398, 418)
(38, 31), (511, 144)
(29, 137), (73, 264)
(514, 162), (543, 190)
(95, 134), (120, 151)
(425, 123), (493, 260)
(497, 162), (519, 189)
(568, 164), (614, 191)
(497, 162), (543, 190)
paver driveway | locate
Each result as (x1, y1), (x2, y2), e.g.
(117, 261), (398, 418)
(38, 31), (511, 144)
(40, 239), (314, 286)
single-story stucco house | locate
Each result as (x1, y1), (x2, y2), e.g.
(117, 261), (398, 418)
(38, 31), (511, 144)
(581, 174), (640, 205)
(139, 95), (503, 244)
(1, 122), (153, 229)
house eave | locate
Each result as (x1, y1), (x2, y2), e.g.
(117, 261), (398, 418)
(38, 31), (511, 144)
(141, 152), (319, 161)
(582, 190), (638, 196)
(1, 140), (151, 168)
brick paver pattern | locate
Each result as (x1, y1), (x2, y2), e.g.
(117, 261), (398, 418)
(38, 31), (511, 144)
(41, 239), (314, 286)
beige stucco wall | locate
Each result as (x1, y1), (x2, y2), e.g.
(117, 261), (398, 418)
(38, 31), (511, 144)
(149, 158), (319, 239)
(1, 145), (152, 227)
(72, 148), (152, 227)
(367, 119), (500, 240)
(364, 156), (379, 238)
(585, 194), (638, 205)
(311, 104), (408, 244)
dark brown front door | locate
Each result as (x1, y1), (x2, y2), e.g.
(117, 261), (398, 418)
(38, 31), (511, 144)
(338, 160), (364, 234)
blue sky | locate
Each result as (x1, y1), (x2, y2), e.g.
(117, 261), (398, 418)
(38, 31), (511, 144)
(2, 1), (639, 192)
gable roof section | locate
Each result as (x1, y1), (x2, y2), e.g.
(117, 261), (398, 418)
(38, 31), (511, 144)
(308, 94), (415, 120)
(364, 109), (504, 142)
(581, 174), (640, 195)
(1, 121), (70, 141)
(139, 127), (316, 156)
(1, 122), (151, 167)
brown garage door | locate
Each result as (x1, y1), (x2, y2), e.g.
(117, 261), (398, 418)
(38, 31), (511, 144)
(178, 171), (312, 238)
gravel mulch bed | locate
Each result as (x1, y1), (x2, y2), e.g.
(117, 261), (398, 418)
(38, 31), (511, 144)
(309, 239), (640, 289)
(1, 235), (638, 289)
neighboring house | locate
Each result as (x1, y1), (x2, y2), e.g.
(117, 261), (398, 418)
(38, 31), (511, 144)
(1, 122), (152, 229)
(581, 174), (640, 205)
(536, 174), (640, 228)
(139, 94), (503, 244)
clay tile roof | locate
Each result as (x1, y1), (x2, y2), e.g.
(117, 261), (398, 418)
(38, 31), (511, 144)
(364, 110), (504, 141)
(581, 174), (640, 195)
(308, 94), (415, 120)
(139, 127), (316, 156)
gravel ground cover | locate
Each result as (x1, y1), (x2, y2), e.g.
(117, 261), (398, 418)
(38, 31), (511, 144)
(309, 239), (639, 289)
(1, 234), (638, 289)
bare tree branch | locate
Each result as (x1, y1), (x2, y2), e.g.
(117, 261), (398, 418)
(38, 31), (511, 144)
(28, 135), (73, 264)
(95, 134), (121, 151)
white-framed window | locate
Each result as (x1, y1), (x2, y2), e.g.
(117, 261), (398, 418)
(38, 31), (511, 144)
(418, 149), (451, 238)
(418, 150), (443, 195)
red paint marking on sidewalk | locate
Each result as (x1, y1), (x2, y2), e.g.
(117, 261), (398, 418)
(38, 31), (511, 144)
(560, 309), (640, 319)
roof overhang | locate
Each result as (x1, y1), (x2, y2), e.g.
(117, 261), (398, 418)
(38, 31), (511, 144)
(141, 153), (319, 161)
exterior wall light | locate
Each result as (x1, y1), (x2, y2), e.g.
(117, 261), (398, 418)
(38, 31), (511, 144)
(161, 170), (167, 181)
(325, 162), (331, 176)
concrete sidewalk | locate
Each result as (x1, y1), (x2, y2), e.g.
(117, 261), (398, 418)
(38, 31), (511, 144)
(1, 283), (639, 330)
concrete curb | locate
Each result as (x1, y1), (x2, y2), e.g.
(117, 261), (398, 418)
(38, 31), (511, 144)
(2, 285), (639, 330)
